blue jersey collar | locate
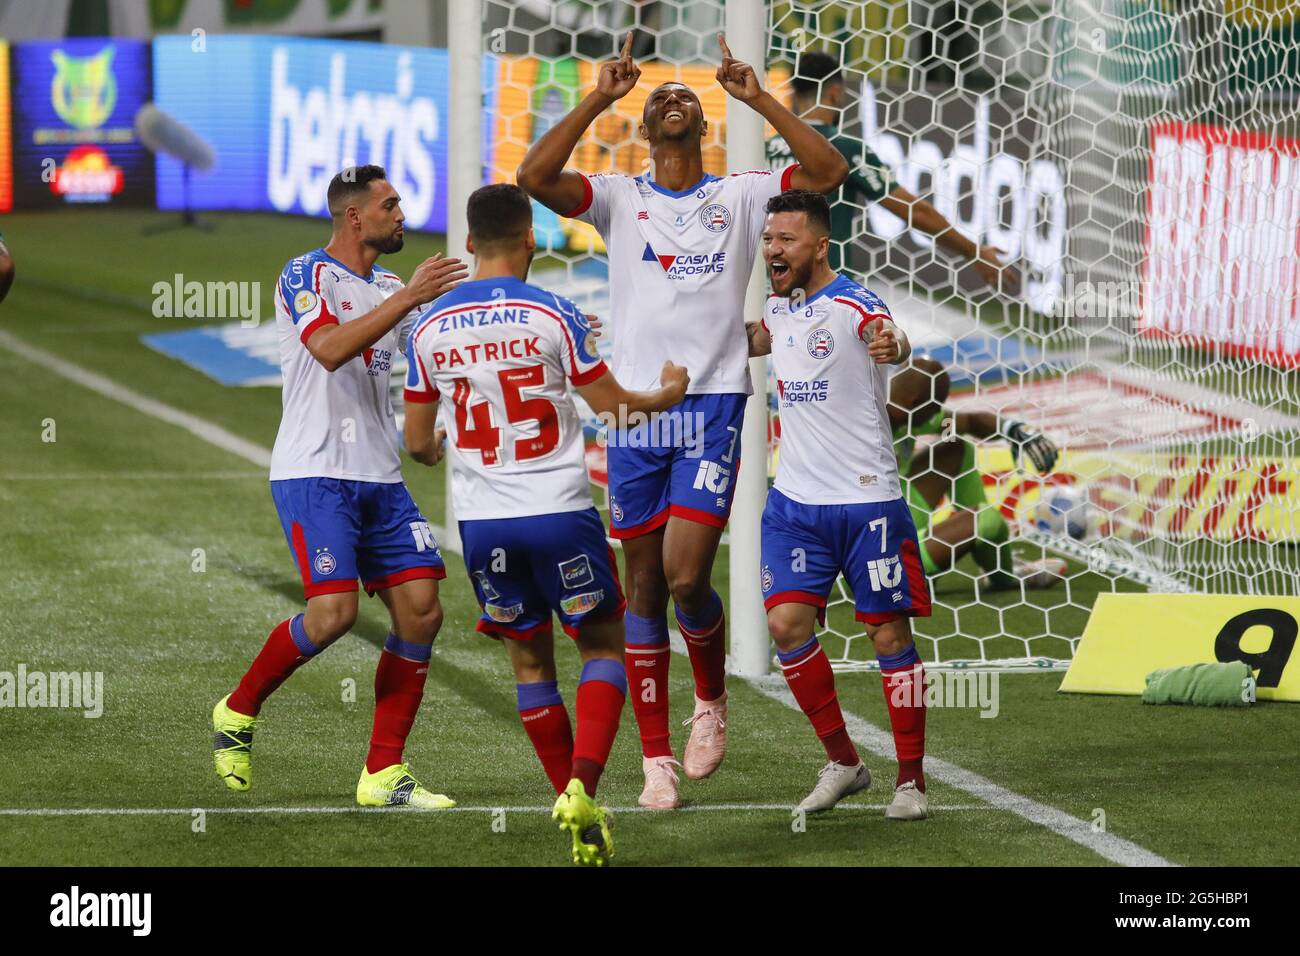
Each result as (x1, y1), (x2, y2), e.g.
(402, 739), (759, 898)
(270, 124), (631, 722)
(318, 248), (377, 283)
(639, 172), (717, 199)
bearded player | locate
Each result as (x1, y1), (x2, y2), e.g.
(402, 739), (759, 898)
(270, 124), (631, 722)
(748, 190), (930, 821)
(404, 184), (689, 864)
(212, 165), (469, 809)
(517, 32), (848, 809)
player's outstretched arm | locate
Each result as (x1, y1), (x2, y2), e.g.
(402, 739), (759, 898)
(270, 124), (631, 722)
(878, 186), (1020, 293)
(517, 31), (641, 216)
(715, 34), (847, 193)
(577, 360), (689, 418)
(403, 399), (444, 466)
(746, 320), (772, 357)
(305, 254), (467, 372)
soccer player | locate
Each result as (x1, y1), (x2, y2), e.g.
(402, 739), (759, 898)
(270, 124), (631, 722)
(517, 32), (848, 808)
(212, 165), (469, 809)
(403, 184), (689, 865)
(889, 356), (1066, 589)
(767, 51), (1017, 290)
(748, 189), (930, 821)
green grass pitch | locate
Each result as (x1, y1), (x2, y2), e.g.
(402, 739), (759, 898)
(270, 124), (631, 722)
(0, 208), (1296, 866)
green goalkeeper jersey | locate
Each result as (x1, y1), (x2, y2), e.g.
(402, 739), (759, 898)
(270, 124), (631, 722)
(892, 406), (949, 472)
(766, 122), (895, 273)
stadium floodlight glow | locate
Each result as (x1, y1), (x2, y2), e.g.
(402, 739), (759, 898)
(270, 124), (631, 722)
(135, 102), (215, 231)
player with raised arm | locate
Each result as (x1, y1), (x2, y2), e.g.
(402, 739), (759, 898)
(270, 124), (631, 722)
(516, 31), (848, 809)
(767, 51), (1018, 291)
(212, 165), (469, 809)
(404, 184), (689, 865)
(889, 357), (1066, 589)
(748, 190), (931, 821)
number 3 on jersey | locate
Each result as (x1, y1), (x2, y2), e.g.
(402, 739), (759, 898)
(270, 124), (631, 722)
(451, 364), (559, 467)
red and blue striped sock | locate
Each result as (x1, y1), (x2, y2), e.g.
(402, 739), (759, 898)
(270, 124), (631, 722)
(517, 680), (573, 795)
(572, 658), (627, 797)
(778, 636), (859, 766)
(676, 589), (727, 703)
(228, 613), (318, 717)
(623, 612), (673, 758)
(366, 633), (431, 774)
(878, 645), (926, 792)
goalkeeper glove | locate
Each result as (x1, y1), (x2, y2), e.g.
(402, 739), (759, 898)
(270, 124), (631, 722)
(1000, 418), (1058, 474)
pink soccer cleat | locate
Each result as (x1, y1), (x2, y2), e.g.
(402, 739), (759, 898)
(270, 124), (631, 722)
(638, 756), (683, 810)
(681, 692), (727, 780)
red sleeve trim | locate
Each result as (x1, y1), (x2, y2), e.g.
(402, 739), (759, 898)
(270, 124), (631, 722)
(760, 316), (769, 332)
(563, 172), (594, 218)
(403, 387), (440, 404)
(299, 312), (339, 345)
(834, 296), (889, 341)
(569, 359), (608, 387)
(780, 163), (800, 192)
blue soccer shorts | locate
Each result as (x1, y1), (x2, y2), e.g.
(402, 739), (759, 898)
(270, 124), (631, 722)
(760, 488), (932, 625)
(270, 478), (445, 599)
(606, 392), (746, 539)
(459, 507), (626, 640)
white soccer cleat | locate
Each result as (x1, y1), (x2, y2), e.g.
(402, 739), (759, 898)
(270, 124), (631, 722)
(638, 756), (684, 810)
(681, 692), (727, 780)
(885, 781), (929, 821)
(798, 761), (871, 813)
(1013, 557), (1068, 589)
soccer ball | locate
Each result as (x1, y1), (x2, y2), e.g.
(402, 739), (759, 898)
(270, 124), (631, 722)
(1033, 486), (1090, 540)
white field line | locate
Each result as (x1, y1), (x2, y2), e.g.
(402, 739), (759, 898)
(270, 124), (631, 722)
(744, 668), (1177, 868)
(0, 331), (1173, 866)
(0, 803), (990, 817)
(0, 329), (272, 470)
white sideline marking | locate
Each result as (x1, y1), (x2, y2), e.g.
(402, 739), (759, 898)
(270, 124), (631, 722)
(746, 672), (1177, 868)
(0, 330), (1172, 865)
(0, 803), (989, 817)
(0, 329), (272, 470)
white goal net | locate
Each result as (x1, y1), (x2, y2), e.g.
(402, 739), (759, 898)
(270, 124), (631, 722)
(470, 0), (1300, 670)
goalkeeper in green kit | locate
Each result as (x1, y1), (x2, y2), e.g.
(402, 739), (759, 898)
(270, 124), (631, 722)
(766, 53), (1060, 588)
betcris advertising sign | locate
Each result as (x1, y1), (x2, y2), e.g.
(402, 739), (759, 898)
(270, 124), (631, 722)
(153, 36), (449, 231)
(11, 38), (154, 207)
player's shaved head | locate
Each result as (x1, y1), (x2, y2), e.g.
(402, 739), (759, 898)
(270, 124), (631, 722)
(640, 82), (706, 144)
(467, 183), (533, 253)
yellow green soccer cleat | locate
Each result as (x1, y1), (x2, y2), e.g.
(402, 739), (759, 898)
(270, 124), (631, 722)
(356, 763), (456, 809)
(552, 778), (614, 867)
(212, 695), (256, 792)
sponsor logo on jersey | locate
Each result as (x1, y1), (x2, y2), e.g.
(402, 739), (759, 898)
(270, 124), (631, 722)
(560, 589), (604, 615)
(293, 289), (318, 315)
(610, 499), (624, 522)
(485, 601), (525, 622)
(558, 554), (595, 589)
(776, 378), (829, 405)
(692, 459), (731, 495)
(313, 549), (337, 575)
(641, 242), (726, 279)
(865, 555), (903, 592)
(364, 347), (391, 376)
(472, 569), (500, 601)
(860, 474), (878, 486)
(636, 211), (649, 221)
(806, 328), (835, 358)
(761, 565), (774, 593)
(341, 300), (353, 311)
(700, 203), (731, 232)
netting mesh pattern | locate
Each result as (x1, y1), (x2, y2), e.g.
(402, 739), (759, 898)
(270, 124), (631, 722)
(477, 0), (1300, 667)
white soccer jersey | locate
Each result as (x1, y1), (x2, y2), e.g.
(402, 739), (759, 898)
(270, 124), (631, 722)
(270, 248), (417, 483)
(404, 276), (608, 521)
(765, 273), (902, 505)
(570, 165), (799, 395)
